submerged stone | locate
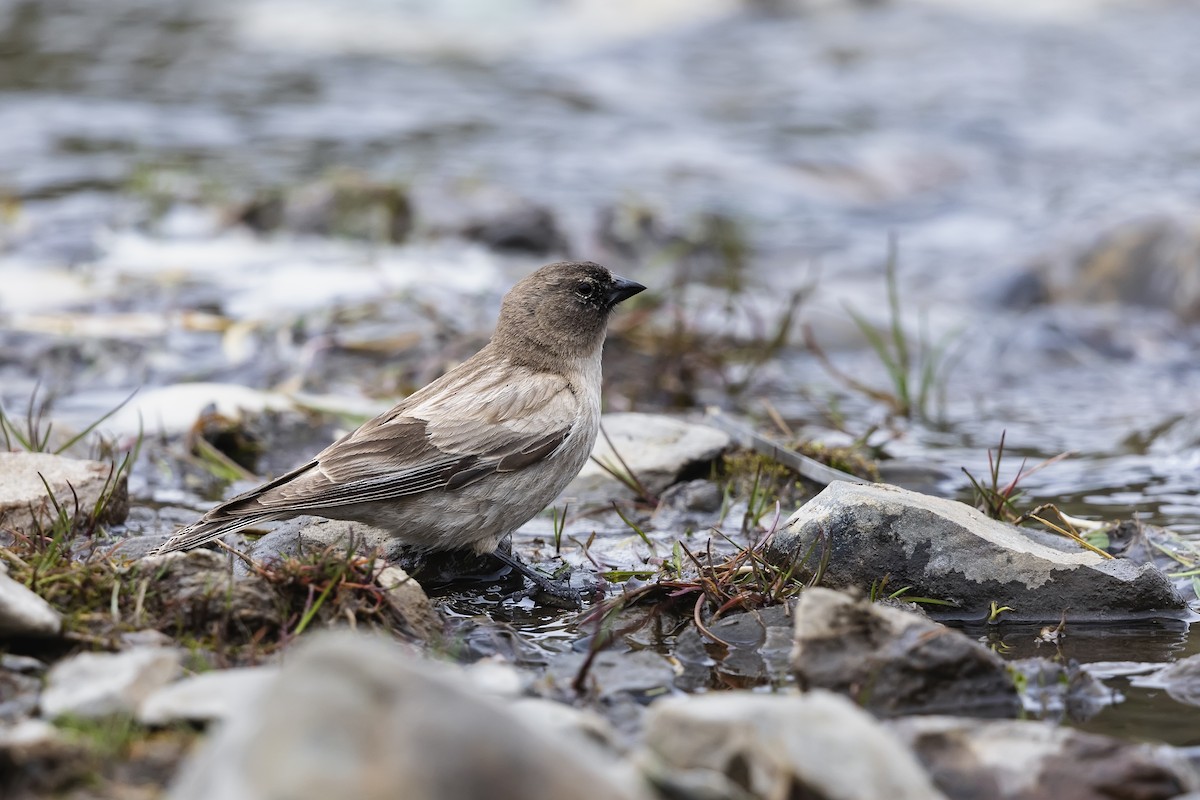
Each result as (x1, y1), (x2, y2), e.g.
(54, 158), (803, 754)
(765, 482), (1186, 622)
(791, 588), (1019, 717)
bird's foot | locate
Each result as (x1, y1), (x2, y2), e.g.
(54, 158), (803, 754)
(490, 549), (603, 610)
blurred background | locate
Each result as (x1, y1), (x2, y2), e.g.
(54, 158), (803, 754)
(2, 0), (1200, 532)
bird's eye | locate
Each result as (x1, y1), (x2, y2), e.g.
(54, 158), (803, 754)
(575, 281), (597, 299)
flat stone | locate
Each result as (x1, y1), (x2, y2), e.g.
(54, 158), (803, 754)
(765, 482), (1185, 622)
(791, 588), (1019, 717)
(40, 647), (182, 719)
(0, 569), (62, 638)
(139, 667), (279, 726)
(0, 452), (129, 535)
(641, 689), (946, 800)
(567, 413), (730, 503)
(889, 716), (1199, 800)
(168, 631), (651, 800)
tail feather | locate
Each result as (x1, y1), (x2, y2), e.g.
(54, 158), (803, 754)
(150, 460), (320, 556)
(151, 510), (284, 555)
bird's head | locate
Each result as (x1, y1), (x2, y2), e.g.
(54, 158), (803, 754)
(494, 261), (645, 364)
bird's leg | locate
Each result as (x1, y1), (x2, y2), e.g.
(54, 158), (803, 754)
(490, 547), (590, 610)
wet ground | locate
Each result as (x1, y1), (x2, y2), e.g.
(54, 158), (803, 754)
(4, 0), (1200, 748)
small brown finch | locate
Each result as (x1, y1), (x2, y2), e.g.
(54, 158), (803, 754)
(152, 262), (644, 599)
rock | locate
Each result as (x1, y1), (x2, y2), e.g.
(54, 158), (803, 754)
(138, 667), (279, 726)
(461, 205), (566, 255)
(889, 716), (1199, 800)
(418, 184), (567, 255)
(98, 383), (295, 438)
(0, 666), (42, 721)
(462, 657), (526, 698)
(1131, 653), (1200, 707)
(376, 565), (441, 641)
(509, 698), (622, 755)
(133, 550), (281, 633)
(0, 718), (93, 797)
(245, 518), (408, 571)
(673, 604), (796, 691)
(766, 482), (1185, 622)
(0, 452), (129, 535)
(168, 632), (650, 800)
(791, 587), (1019, 717)
(245, 172), (413, 244)
(1012, 213), (1200, 322)
(641, 689), (946, 800)
(0, 567), (62, 638)
(568, 413), (731, 503)
(1009, 658), (1119, 722)
(650, 479), (725, 532)
(40, 647), (182, 719)
(553, 648), (677, 699)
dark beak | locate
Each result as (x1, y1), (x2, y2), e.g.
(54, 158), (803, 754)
(607, 275), (646, 307)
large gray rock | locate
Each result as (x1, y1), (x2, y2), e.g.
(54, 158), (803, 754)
(0, 452), (129, 535)
(0, 565), (61, 638)
(791, 588), (1019, 717)
(889, 716), (1199, 800)
(641, 689), (946, 800)
(168, 632), (651, 800)
(567, 413), (730, 503)
(40, 647), (182, 719)
(766, 482), (1185, 622)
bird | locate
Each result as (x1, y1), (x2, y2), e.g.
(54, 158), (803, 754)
(151, 261), (645, 600)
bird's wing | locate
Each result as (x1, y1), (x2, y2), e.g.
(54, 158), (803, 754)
(152, 362), (580, 555)
(225, 366), (577, 513)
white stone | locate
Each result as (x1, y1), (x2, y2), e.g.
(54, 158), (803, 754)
(0, 571), (62, 637)
(138, 667), (279, 726)
(0, 451), (128, 534)
(41, 647), (182, 719)
(642, 689), (946, 800)
(567, 413), (730, 501)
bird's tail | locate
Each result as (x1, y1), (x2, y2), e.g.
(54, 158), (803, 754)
(149, 460), (319, 556)
(150, 508), (284, 555)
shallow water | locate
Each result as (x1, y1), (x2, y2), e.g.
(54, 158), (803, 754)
(3, 0), (1200, 745)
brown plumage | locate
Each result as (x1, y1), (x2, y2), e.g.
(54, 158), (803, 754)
(151, 261), (644, 556)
